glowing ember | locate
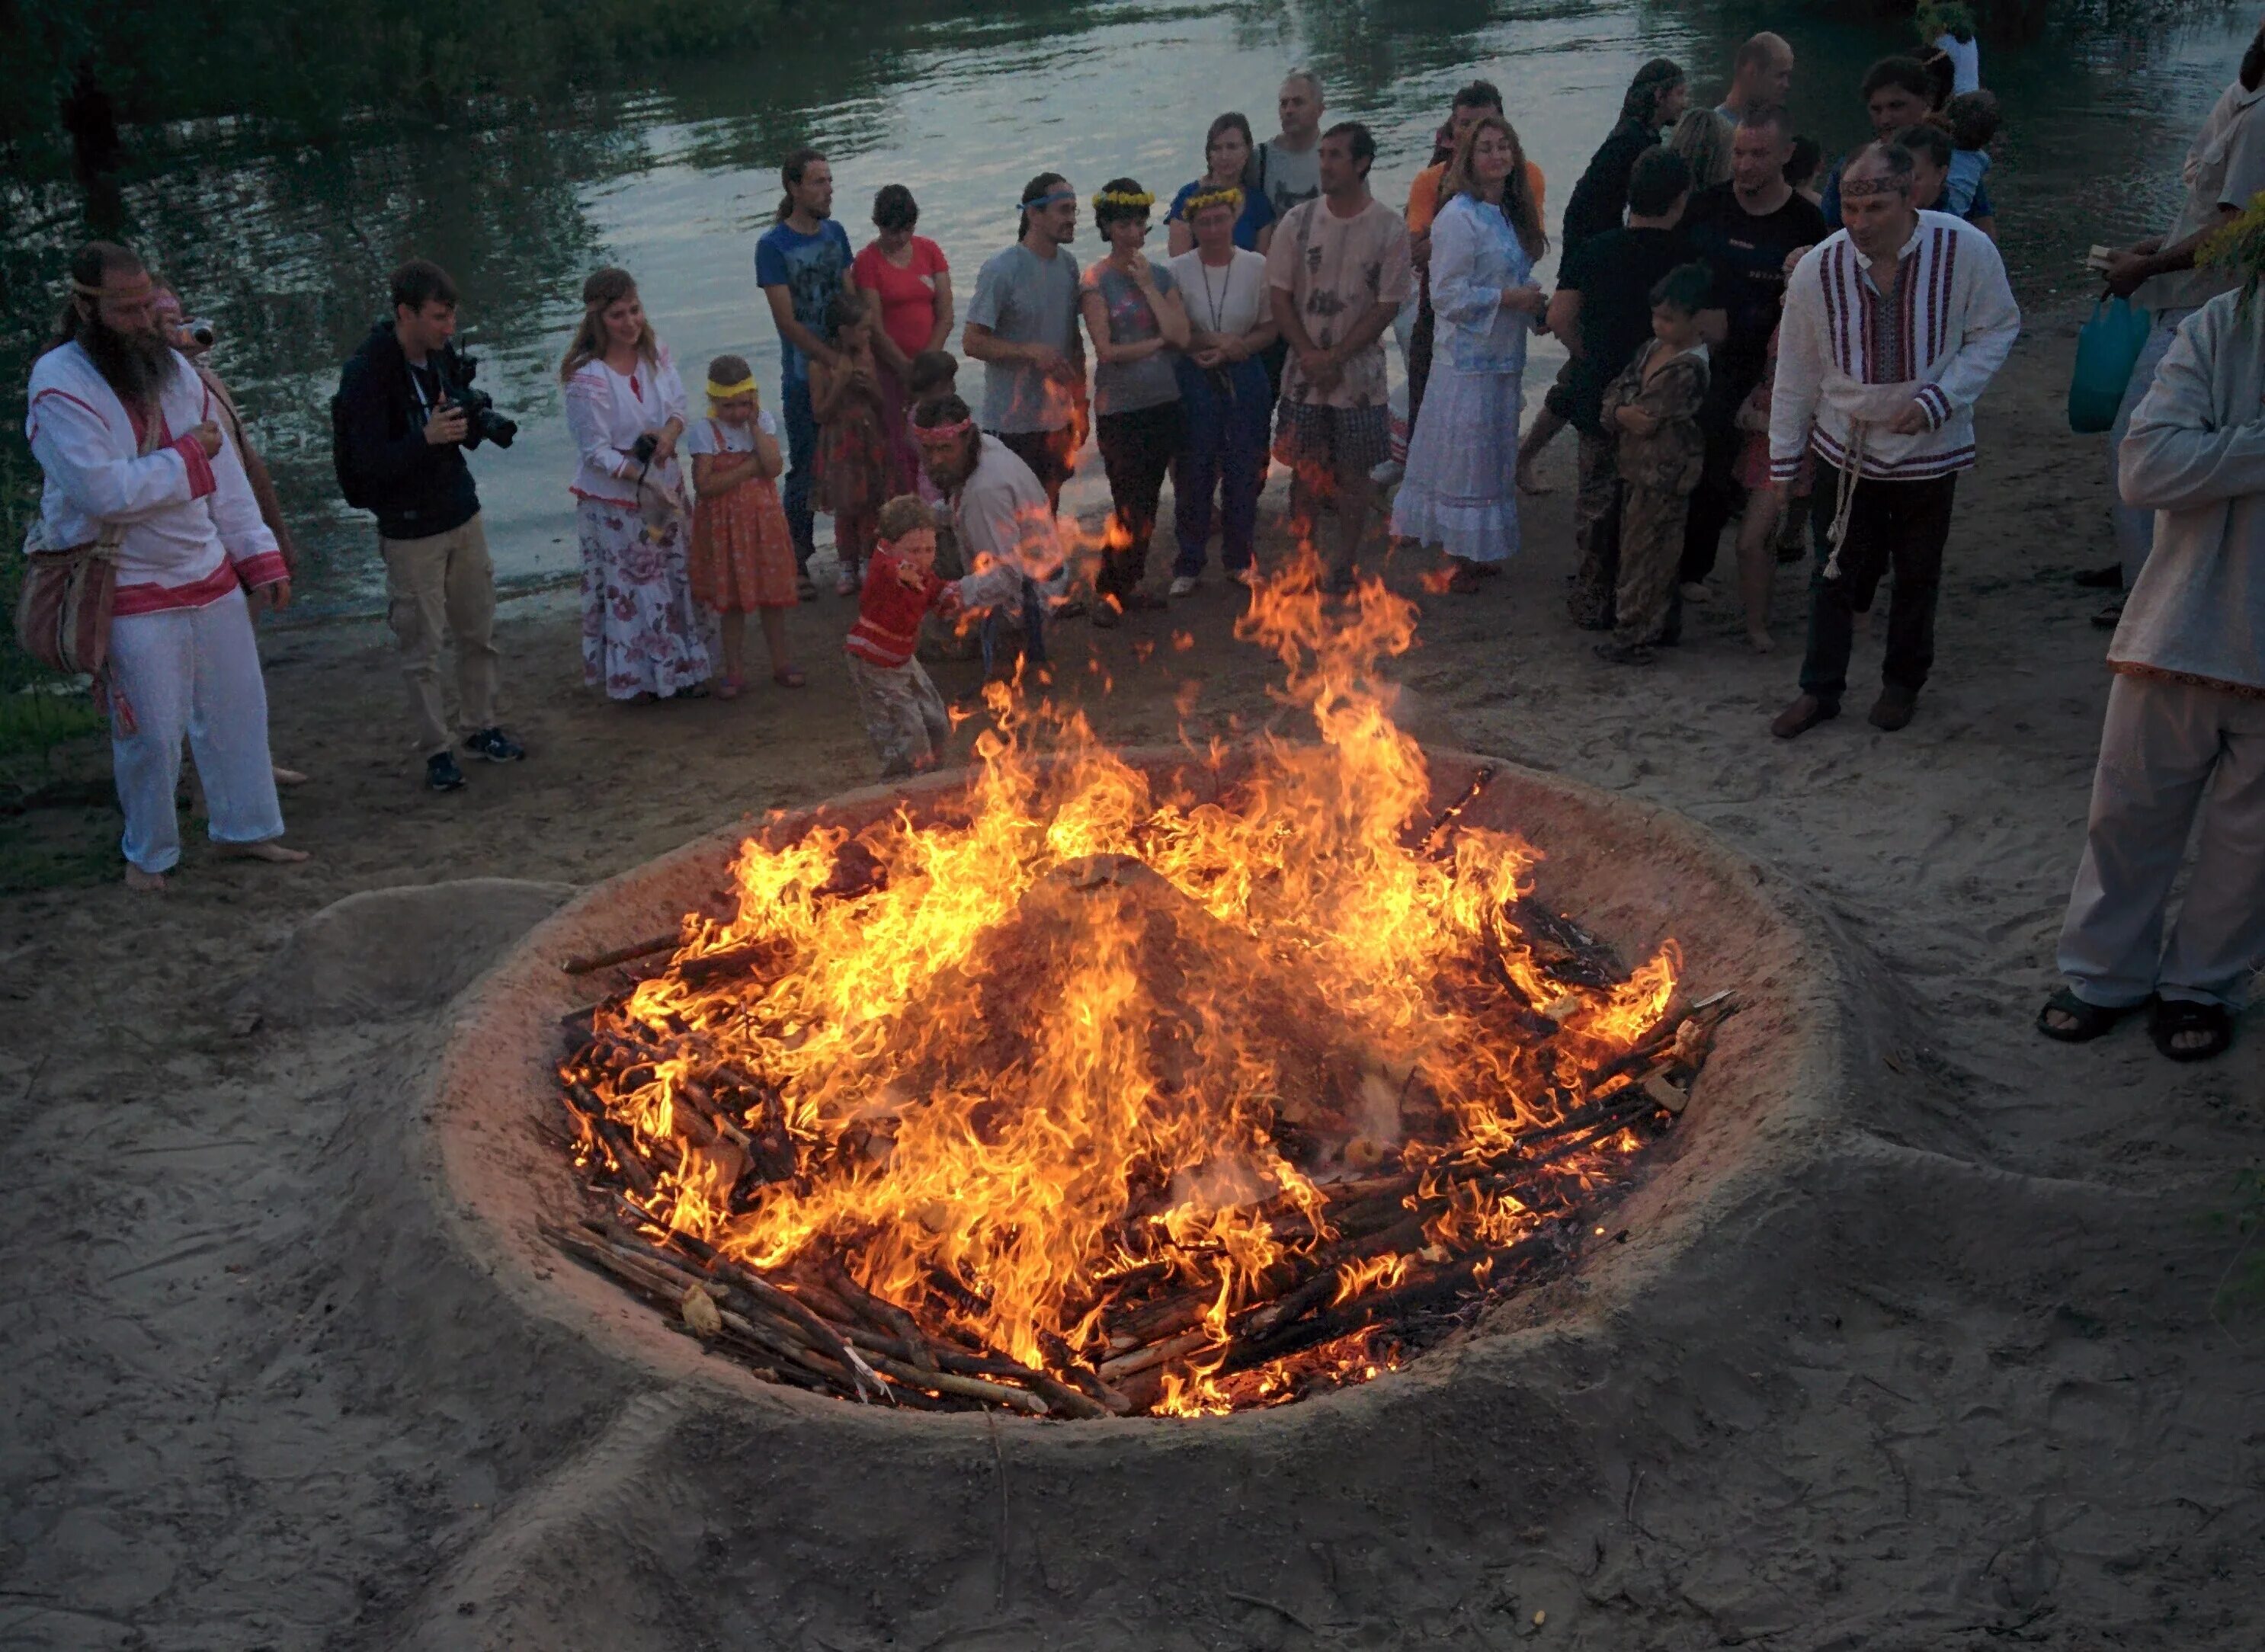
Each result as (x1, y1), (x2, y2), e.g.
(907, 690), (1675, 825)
(553, 552), (1725, 1417)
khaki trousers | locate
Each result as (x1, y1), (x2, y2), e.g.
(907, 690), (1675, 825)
(2058, 673), (2265, 1010)
(380, 514), (499, 757)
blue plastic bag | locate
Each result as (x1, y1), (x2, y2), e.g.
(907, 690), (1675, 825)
(2068, 296), (2153, 434)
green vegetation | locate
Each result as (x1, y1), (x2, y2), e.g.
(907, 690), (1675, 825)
(6, 0), (796, 179)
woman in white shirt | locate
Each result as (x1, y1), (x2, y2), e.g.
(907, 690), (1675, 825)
(1165, 186), (1277, 594)
(561, 267), (713, 700)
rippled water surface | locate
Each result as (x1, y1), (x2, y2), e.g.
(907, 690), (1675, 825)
(2, 0), (2253, 613)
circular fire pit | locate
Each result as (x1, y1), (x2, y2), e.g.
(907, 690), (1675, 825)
(430, 738), (1831, 1432)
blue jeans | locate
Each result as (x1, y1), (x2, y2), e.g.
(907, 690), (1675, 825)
(780, 374), (819, 569)
(1171, 354), (1270, 576)
(979, 576), (1048, 674)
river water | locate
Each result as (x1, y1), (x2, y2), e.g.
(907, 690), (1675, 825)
(2, 0), (2254, 616)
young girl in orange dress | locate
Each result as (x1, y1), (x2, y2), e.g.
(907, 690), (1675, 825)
(808, 289), (904, 597)
(685, 354), (803, 693)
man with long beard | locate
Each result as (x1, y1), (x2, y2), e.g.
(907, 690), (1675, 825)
(24, 242), (306, 890)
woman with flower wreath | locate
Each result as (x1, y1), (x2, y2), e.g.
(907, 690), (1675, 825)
(1166, 182), (1276, 593)
(1079, 177), (1191, 625)
(562, 267), (713, 700)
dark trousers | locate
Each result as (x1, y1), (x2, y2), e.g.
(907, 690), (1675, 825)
(990, 426), (1076, 514)
(780, 375), (819, 569)
(1674, 392), (1746, 586)
(1095, 402), (1184, 599)
(1408, 280), (1438, 433)
(1173, 355), (1271, 575)
(1798, 470), (1959, 706)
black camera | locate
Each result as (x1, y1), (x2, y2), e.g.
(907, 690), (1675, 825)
(630, 431), (659, 466)
(435, 341), (518, 450)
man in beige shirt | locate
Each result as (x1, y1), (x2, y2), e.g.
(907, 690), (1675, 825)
(1266, 121), (1414, 592)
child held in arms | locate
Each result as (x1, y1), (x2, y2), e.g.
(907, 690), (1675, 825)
(845, 495), (964, 777)
(1943, 90), (2001, 219)
(685, 354), (803, 694)
(1596, 262), (1713, 666)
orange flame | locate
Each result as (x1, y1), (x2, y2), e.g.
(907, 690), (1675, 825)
(569, 546), (1682, 1412)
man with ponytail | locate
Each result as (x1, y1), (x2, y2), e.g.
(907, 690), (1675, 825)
(26, 242), (306, 888)
(758, 146), (854, 594)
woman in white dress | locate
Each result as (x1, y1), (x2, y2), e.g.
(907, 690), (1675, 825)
(1392, 114), (1548, 591)
(562, 267), (713, 700)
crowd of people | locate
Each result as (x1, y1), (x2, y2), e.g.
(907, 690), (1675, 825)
(16, 20), (2260, 1061)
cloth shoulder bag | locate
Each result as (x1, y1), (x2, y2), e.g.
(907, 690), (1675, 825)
(2068, 296), (2153, 434)
(14, 410), (164, 677)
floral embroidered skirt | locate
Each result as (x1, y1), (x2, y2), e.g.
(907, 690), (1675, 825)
(578, 496), (714, 700)
(690, 477), (799, 612)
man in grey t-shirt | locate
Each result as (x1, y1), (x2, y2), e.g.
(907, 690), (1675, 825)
(963, 171), (1087, 514)
(1254, 71), (1325, 219)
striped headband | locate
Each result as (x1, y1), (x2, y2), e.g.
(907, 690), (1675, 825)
(1839, 171), (1911, 200)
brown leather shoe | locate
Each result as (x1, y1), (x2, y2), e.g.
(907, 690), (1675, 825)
(1770, 693), (1839, 739)
(1869, 686), (1917, 731)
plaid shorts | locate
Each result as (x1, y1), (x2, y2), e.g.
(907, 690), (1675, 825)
(1274, 399), (1392, 479)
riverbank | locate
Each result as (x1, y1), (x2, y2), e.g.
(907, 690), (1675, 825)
(0, 302), (2259, 1647)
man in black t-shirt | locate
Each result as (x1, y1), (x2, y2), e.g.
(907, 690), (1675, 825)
(1676, 107), (1827, 598)
(1550, 147), (1707, 629)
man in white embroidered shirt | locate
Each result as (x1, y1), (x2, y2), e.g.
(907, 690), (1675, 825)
(1767, 142), (2020, 738)
(24, 242), (308, 890)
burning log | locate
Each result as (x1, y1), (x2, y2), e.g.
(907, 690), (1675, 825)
(546, 684), (1728, 1416)
(562, 932), (680, 975)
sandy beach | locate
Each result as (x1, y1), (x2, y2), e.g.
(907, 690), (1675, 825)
(0, 298), (2258, 1650)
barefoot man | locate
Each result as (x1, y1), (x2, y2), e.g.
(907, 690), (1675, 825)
(24, 242), (308, 889)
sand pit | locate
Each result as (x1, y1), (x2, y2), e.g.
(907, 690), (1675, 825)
(329, 745), (1871, 1645)
(4, 317), (2260, 1650)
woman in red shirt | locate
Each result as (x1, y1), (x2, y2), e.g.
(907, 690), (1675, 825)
(854, 184), (953, 491)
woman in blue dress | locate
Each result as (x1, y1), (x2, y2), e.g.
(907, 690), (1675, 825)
(1392, 114), (1549, 591)
(1165, 113), (1277, 256)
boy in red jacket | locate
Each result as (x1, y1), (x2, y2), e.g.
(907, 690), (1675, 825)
(845, 495), (963, 776)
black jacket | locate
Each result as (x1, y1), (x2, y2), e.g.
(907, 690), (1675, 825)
(1561, 117), (1661, 258)
(336, 321), (481, 542)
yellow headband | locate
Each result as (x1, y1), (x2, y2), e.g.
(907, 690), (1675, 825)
(1091, 188), (1156, 212)
(706, 376), (757, 400)
(1183, 185), (1244, 218)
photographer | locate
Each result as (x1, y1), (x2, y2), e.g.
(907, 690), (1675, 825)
(334, 258), (524, 792)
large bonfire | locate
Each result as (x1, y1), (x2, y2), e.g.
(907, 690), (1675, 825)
(553, 553), (1725, 1417)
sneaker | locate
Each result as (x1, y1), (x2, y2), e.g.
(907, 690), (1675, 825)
(463, 726), (524, 763)
(1370, 459), (1405, 488)
(1168, 575), (1200, 598)
(836, 567), (861, 597)
(426, 751), (467, 792)
(1091, 595), (1123, 629)
(795, 571), (819, 601)
(1679, 581), (1712, 605)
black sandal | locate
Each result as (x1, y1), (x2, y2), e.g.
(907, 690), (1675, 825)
(2149, 998), (2234, 1063)
(2036, 988), (2148, 1044)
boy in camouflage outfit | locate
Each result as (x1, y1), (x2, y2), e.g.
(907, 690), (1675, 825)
(1596, 264), (1713, 664)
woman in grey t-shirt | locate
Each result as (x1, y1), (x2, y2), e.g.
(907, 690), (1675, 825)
(1079, 177), (1191, 625)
